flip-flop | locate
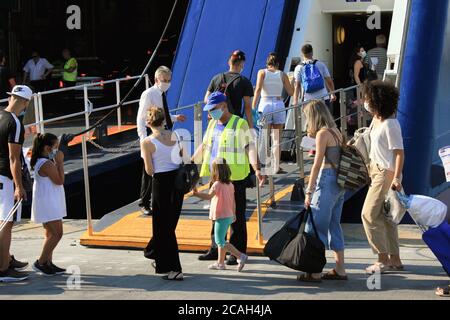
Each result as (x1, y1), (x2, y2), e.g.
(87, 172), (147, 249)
(297, 273), (322, 283)
(365, 263), (390, 274)
(435, 285), (450, 298)
(322, 269), (348, 281)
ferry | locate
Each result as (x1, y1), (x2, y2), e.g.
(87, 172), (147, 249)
(0, 0), (449, 254)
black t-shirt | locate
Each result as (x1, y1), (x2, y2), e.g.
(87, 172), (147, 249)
(0, 110), (25, 179)
(207, 72), (254, 117)
(0, 65), (13, 100)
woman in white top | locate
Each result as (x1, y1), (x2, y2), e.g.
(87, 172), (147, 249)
(141, 106), (184, 281)
(361, 81), (405, 274)
(30, 133), (67, 276)
(253, 53), (294, 174)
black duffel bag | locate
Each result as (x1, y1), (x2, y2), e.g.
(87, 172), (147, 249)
(264, 208), (326, 273)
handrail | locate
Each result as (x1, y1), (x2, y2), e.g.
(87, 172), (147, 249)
(255, 83), (367, 243)
(35, 75), (142, 96)
(0, 74), (203, 134)
(260, 84), (361, 121)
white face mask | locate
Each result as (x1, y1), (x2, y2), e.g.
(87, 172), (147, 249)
(360, 51), (367, 59)
(364, 102), (372, 113)
(48, 149), (58, 160)
(158, 82), (171, 93)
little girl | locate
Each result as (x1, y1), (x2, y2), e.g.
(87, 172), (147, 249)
(193, 158), (248, 272)
(30, 133), (67, 276)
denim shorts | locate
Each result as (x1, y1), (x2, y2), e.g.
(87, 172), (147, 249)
(305, 168), (345, 251)
(258, 98), (286, 125)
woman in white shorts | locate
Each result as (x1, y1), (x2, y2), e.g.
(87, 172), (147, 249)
(253, 53), (294, 174)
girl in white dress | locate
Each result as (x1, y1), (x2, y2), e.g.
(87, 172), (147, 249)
(30, 133), (67, 276)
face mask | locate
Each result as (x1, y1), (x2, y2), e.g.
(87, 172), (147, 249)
(48, 149), (58, 160)
(364, 102), (372, 113)
(158, 82), (171, 93)
(209, 108), (224, 121)
(19, 111), (26, 117)
(360, 51), (367, 59)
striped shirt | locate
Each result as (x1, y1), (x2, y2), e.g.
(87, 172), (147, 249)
(0, 110), (24, 179)
(367, 47), (388, 80)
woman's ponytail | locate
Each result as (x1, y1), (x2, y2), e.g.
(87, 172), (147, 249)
(30, 133), (58, 170)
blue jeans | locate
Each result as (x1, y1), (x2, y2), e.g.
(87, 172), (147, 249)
(305, 168), (345, 251)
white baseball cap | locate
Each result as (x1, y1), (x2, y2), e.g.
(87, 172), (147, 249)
(7, 85), (33, 101)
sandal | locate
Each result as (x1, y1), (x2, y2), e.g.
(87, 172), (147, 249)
(435, 285), (450, 298)
(297, 273), (322, 283)
(389, 265), (405, 271)
(322, 269), (348, 281)
(162, 271), (184, 281)
(365, 263), (390, 274)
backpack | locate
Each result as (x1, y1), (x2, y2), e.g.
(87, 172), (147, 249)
(301, 60), (325, 94)
(214, 73), (242, 115)
(326, 129), (370, 191)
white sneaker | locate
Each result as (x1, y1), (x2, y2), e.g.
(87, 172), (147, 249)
(209, 263), (226, 270)
(237, 254), (248, 272)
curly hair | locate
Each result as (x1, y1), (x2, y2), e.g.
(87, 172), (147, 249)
(363, 80), (399, 119)
(146, 106), (165, 127)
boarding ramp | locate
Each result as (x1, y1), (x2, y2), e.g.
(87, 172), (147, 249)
(78, 84), (370, 253)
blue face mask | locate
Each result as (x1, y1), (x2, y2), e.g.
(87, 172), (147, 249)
(209, 108), (224, 121)
(19, 110), (26, 117)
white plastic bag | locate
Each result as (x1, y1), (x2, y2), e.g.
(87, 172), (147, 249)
(408, 195), (448, 228)
(384, 189), (407, 225)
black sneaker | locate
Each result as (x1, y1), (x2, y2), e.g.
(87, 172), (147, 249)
(32, 261), (56, 276)
(198, 248), (218, 261)
(226, 255), (239, 266)
(0, 268), (29, 283)
(50, 262), (66, 275)
(9, 255), (29, 271)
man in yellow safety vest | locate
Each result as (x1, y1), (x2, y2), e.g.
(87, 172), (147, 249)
(62, 49), (78, 88)
(192, 92), (265, 265)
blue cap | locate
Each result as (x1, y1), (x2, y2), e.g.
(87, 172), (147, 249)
(204, 92), (227, 112)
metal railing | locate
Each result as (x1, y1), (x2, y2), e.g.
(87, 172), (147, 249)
(0, 74), (152, 133)
(254, 84), (369, 244)
(1, 76), (204, 237)
(2, 77), (370, 246)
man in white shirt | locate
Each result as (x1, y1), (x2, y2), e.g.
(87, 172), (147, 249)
(23, 51), (54, 93)
(137, 66), (186, 215)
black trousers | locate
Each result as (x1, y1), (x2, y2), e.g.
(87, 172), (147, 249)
(209, 179), (247, 254)
(139, 165), (152, 209)
(139, 128), (153, 209)
(147, 170), (184, 274)
(30, 80), (48, 93)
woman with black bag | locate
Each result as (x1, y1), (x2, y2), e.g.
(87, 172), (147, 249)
(141, 107), (184, 281)
(298, 100), (348, 283)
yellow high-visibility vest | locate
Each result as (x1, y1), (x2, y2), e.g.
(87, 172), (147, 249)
(200, 115), (250, 181)
(63, 58), (78, 82)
